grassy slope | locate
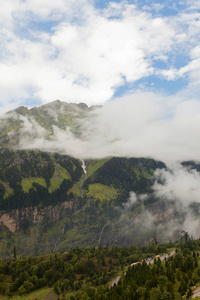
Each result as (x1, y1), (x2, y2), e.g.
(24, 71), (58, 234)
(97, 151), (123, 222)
(17, 162), (72, 194)
(86, 183), (119, 202)
(0, 180), (14, 199)
(21, 178), (47, 193)
(67, 180), (82, 197)
(48, 163), (71, 193)
(87, 158), (111, 178)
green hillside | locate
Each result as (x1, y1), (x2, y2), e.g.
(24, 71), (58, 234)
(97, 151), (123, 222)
(0, 240), (199, 299)
(1, 96), (198, 260)
(0, 149), (82, 210)
(0, 148), (169, 258)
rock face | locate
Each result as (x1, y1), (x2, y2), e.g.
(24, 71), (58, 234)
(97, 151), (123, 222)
(0, 213), (17, 233)
(0, 200), (73, 233)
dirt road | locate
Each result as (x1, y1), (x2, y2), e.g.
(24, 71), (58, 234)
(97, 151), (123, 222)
(110, 250), (176, 288)
(192, 286), (200, 298)
(110, 275), (121, 287)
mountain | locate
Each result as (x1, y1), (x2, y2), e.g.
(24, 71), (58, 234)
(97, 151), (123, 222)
(0, 147), (168, 258)
(0, 100), (98, 148)
(0, 100), (199, 258)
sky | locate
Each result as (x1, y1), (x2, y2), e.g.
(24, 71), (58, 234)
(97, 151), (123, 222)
(0, 0), (200, 113)
(1, 0), (200, 164)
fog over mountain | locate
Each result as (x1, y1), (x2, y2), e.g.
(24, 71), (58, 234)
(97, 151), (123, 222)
(1, 0), (200, 263)
(8, 92), (199, 166)
(1, 96), (200, 240)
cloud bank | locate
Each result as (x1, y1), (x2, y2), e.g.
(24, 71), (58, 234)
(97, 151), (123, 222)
(0, 0), (200, 112)
(118, 164), (200, 242)
(152, 165), (200, 239)
(13, 92), (200, 166)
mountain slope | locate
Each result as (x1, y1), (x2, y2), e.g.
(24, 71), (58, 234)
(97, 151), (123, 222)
(0, 101), (199, 258)
(0, 148), (170, 257)
(0, 149), (82, 211)
(0, 100), (97, 148)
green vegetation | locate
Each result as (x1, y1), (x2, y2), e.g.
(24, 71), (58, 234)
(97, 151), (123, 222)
(0, 240), (199, 299)
(86, 183), (119, 202)
(67, 181), (81, 197)
(0, 181), (14, 199)
(87, 158), (110, 178)
(0, 101), (93, 147)
(0, 150), (170, 258)
(0, 149), (82, 210)
(48, 163), (71, 193)
(84, 157), (166, 198)
(133, 167), (153, 180)
(21, 178), (47, 193)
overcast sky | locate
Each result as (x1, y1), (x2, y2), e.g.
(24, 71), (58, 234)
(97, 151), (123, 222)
(0, 0), (200, 113)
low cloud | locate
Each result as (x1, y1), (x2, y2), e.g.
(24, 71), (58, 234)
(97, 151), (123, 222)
(118, 165), (200, 242)
(2, 94), (200, 243)
(153, 165), (200, 207)
(9, 91), (200, 166)
(153, 165), (200, 239)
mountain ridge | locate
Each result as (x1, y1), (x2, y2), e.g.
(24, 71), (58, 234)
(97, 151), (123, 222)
(0, 100), (199, 258)
(0, 100), (99, 148)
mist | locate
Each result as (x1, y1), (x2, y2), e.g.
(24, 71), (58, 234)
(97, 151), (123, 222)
(118, 165), (200, 242)
(2, 91), (200, 242)
(8, 91), (200, 167)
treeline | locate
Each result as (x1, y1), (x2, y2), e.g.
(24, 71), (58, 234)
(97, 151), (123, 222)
(0, 179), (74, 210)
(0, 242), (170, 298)
(100, 250), (200, 299)
(0, 149), (82, 210)
(84, 157), (166, 205)
(1, 240), (200, 299)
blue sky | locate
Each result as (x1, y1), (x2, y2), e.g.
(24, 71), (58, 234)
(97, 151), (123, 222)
(0, 0), (200, 112)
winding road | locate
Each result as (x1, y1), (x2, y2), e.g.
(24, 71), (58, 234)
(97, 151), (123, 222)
(110, 250), (176, 288)
(192, 286), (200, 298)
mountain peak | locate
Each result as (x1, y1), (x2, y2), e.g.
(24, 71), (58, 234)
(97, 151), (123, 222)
(9, 106), (29, 116)
(0, 100), (95, 148)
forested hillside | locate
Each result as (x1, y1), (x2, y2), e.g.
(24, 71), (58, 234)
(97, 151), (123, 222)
(0, 240), (200, 299)
(84, 157), (166, 203)
(0, 148), (170, 258)
(1, 101), (200, 262)
(0, 149), (82, 210)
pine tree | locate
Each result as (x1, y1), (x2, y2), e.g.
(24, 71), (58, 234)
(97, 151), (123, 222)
(13, 245), (16, 260)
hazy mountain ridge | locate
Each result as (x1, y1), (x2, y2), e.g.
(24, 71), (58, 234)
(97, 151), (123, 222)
(0, 101), (200, 258)
(0, 100), (98, 148)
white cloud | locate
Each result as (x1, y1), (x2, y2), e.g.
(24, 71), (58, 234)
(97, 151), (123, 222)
(153, 165), (200, 207)
(0, 1), (200, 167)
(151, 164), (200, 238)
(118, 163), (200, 241)
(1, 0), (199, 110)
(13, 91), (200, 165)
